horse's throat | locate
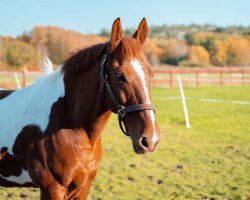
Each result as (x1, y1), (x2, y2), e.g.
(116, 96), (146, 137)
(88, 110), (112, 144)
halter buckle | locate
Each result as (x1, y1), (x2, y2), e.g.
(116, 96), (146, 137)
(101, 73), (107, 81)
(118, 106), (126, 118)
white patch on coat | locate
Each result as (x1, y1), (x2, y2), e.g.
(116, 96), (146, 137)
(150, 110), (158, 144)
(130, 60), (150, 103)
(130, 60), (158, 143)
(0, 66), (65, 184)
(0, 169), (32, 184)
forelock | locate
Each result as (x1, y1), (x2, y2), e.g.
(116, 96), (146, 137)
(111, 36), (142, 63)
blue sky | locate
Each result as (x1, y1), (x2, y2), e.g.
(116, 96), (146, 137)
(0, 0), (249, 37)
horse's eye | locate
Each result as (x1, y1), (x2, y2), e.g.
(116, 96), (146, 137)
(116, 73), (126, 82)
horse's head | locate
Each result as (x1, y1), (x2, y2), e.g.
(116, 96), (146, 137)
(104, 18), (161, 154)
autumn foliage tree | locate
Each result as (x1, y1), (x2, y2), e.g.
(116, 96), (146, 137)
(210, 40), (227, 66)
(3, 39), (40, 70)
(1, 24), (250, 70)
(185, 32), (250, 66)
(160, 39), (189, 65)
(31, 26), (108, 64)
(181, 45), (210, 66)
(142, 38), (164, 66)
(224, 36), (250, 66)
(0, 37), (8, 70)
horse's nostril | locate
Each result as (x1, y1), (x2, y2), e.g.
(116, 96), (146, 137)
(141, 137), (149, 148)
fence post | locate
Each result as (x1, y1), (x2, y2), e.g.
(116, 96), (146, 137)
(195, 70), (199, 86)
(220, 70), (223, 85)
(177, 75), (191, 128)
(242, 69), (245, 85)
(14, 73), (21, 89)
(169, 70), (173, 87)
(22, 69), (27, 88)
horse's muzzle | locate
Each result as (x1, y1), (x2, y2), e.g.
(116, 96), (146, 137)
(132, 134), (160, 154)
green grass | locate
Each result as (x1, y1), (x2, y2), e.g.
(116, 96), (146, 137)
(0, 76), (35, 84)
(0, 86), (250, 200)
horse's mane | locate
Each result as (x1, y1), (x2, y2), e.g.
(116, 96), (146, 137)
(62, 42), (108, 74)
(62, 37), (141, 74)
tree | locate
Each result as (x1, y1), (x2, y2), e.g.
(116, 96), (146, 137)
(181, 45), (210, 66)
(3, 39), (40, 70)
(160, 39), (189, 65)
(224, 36), (250, 66)
(30, 26), (48, 55)
(17, 31), (32, 43)
(142, 38), (164, 66)
(30, 26), (108, 64)
(210, 40), (227, 66)
(0, 37), (8, 70)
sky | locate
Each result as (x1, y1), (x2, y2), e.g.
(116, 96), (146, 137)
(0, 0), (249, 37)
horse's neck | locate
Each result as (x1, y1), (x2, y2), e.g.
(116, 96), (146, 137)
(63, 61), (111, 145)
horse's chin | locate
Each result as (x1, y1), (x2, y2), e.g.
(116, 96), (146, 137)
(133, 144), (147, 154)
(130, 137), (147, 154)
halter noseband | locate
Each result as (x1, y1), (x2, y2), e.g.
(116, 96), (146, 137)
(100, 54), (155, 136)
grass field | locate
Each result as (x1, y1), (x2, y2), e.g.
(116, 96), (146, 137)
(0, 75), (36, 89)
(0, 85), (250, 200)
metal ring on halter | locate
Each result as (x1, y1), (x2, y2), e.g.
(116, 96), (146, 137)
(119, 119), (130, 136)
(118, 105), (126, 118)
(102, 74), (107, 81)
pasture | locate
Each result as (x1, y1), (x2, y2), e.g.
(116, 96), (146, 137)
(0, 85), (249, 200)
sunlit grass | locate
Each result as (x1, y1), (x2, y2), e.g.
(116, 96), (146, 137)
(0, 86), (249, 200)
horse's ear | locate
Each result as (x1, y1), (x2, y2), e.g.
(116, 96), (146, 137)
(133, 18), (148, 45)
(110, 18), (123, 49)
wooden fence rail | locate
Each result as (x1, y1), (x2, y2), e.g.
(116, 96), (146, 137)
(152, 68), (250, 87)
(1, 68), (250, 89)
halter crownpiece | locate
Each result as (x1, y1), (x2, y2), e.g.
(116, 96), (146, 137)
(100, 53), (155, 136)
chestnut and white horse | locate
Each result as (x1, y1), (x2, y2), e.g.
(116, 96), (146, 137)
(0, 18), (160, 199)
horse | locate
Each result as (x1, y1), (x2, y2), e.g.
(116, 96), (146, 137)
(0, 18), (161, 199)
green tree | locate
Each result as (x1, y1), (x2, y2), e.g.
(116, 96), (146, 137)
(3, 39), (40, 70)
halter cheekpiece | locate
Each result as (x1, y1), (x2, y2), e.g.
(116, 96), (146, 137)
(100, 53), (155, 136)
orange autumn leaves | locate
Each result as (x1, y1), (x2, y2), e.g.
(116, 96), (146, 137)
(145, 32), (250, 67)
(0, 26), (108, 70)
(1, 26), (250, 70)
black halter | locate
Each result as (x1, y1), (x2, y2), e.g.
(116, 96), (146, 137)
(100, 54), (155, 136)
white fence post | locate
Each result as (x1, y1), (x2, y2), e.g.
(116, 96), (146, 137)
(177, 75), (191, 128)
(14, 73), (21, 89)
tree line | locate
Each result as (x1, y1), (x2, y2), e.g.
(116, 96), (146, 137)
(0, 24), (250, 70)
